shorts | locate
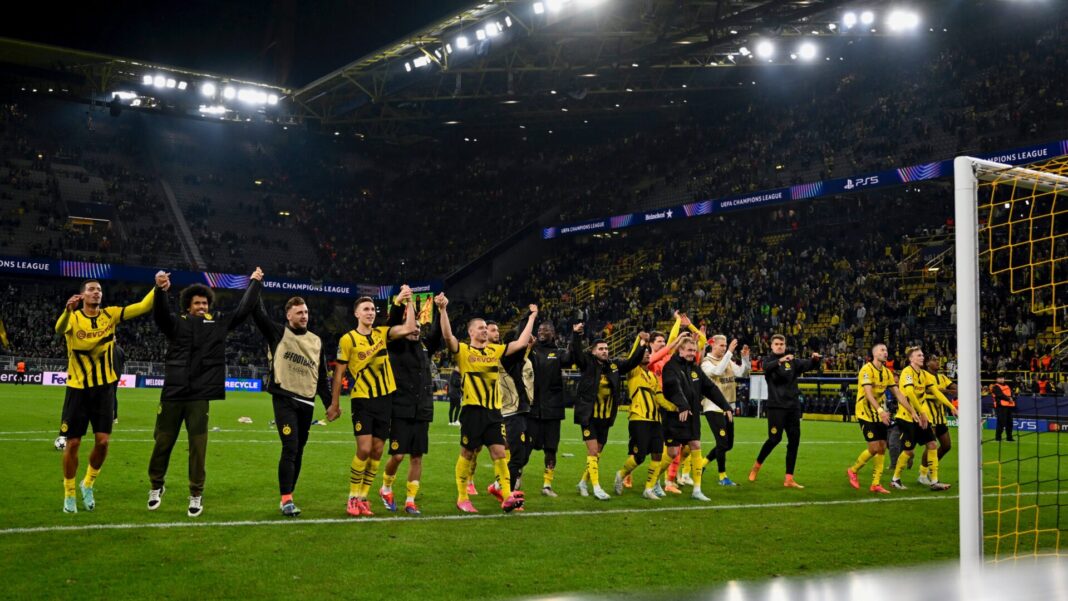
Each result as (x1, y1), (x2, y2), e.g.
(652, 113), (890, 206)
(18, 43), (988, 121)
(351, 395), (391, 440)
(389, 417), (430, 456)
(627, 420), (664, 462)
(580, 418), (611, 447)
(60, 384), (116, 439)
(859, 419), (889, 442)
(528, 417), (561, 452)
(934, 423), (949, 438)
(460, 405), (506, 451)
(663, 412), (699, 446)
(504, 413), (527, 452)
(898, 420), (935, 451)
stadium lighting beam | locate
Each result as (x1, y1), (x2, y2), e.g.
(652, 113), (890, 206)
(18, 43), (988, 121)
(267, 94), (278, 105)
(842, 11), (857, 29)
(886, 9), (920, 32)
(755, 40), (775, 60)
(798, 41), (818, 61)
(860, 10), (875, 26)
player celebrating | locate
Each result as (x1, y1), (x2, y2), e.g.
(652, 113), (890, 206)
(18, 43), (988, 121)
(846, 343), (906, 494)
(701, 335), (751, 487)
(54, 276), (158, 512)
(329, 288), (418, 517)
(614, 336), (675, 499)
(438, 295), (537, 513)
(920, 353), (958, 485)
(891, 347), (951, 491)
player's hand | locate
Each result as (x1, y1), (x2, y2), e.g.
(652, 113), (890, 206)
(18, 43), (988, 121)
(679, 314), (692, 327)
(679, 410), (691, 422)
(782, 354), (795, 362)
(880, 410), (891, 426)
(65, 294), (83, 311)
(699, 325), (707, 337)
(726, 410), (734, 423)
(154, 270), (171, 288)
(250, 267), (264, 282)
(573, 322), (584, 334)
(951, 408), (959, 417)
(728, 339), (739, 353)
(741, 344), (750, 356)
(326, 403), (341, 422)
(397, 285), (413, 303)
(638, 331), (650, 343)
(433, 293), (448, 308)
(528, 304), (539, 316)
(811, 352), (822, 360)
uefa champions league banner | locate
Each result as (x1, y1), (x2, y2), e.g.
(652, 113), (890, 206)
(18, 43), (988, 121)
(543, 138), (1068, 239)
(0, 257), (441, 300)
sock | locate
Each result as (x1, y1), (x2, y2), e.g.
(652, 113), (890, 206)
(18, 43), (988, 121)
(871, 453), (886, 487)
(581, 468), (589, 484)
(543, 467), (555, 489)
(645, 460), (663, 490)
(691, 452), (703, 489)
(621, 456), (639, 476)
(349, 456), (366, 498)
(893, 453), (908, 480)
(406, 480), (419, 504)
(919, 463), (929, 478)
(851, 450), (873, 473)
(586, 455), (601, 489)
(467, 456), (478, 486)
(719, 472), (728, 481)
(64, 477), (76, 498)
(493, 458), (512, 498)
(927, 448), (940, 482)
(680, 450), (692, 478)
(82, 465), (101, 489)
(785, 474), (796, 483)
(456, 455), (472, 501)
(281, 493), (293, 505)
(667, 453), (681, 481)
(382, 472), (397, 492)
(362, 458), (380, 499)
(658, 454), (674, 483)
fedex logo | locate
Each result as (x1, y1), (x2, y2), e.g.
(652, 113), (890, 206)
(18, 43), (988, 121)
(44, 371), (69, 386)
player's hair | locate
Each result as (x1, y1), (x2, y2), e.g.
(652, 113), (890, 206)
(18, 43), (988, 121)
(771, 334), (786, 343)
(467, 317), (486, 332)
(180, 284), (214, 311)
(906, 345), (923, 360)
(80, 279), (101, 292)
(353, 296), (375, 311)
(486, 320), (499, 328)
(592, 338), (608, 347)
(712, 334), (727, 344)
(650, 331), (666, 344)
(871, 342), (886, 351)
(285, 296), (306, 313)
(679, 337), (699, 350)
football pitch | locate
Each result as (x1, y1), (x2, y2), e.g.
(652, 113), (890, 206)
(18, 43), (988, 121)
(0, 384), (1011, 600)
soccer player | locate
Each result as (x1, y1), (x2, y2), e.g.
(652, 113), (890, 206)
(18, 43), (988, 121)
(891, 347), (951, 491)
(665, 313), (707, 488)
(920, 354), (958, 485)
(55, 276), (158, 513)
(528, 321), (576, 498)
(379, 294), (443, 515)
(846, 343), (906, 495)
(488, 327), (535, 502)
(662, 335), (732, 501)
(148, 268), (262, 516)
(614, 336), (675, 500)
(572, 324), (646, 500)
(329, 287), (418, 517)
(250, 294), (335, 517)
(438, 295), (536, 513)
(701, 335), (751, 487)
(749, 334), (820, 489)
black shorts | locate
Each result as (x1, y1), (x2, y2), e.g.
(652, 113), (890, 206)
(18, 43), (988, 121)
(389, 417), (429, 456)
(934, 423), (949, 438)
(60, 384), (116, 439)
(504, 413), (527, 452)
(628, 420), (664, 462)
(859, 419), (889, 442)
(351, 395), (391, 440)
(460, 405), (506, 451)
(580, 418), (611, 447)
(898, 420), (935, 450)
(528, 417), (561, 452)
(663, 413), (699, 446)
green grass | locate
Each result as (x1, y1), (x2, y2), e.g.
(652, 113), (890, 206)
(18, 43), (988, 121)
(1, 384), (1063, 599)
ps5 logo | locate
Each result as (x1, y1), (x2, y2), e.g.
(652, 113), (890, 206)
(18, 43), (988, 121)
(844, 176), (880, 190)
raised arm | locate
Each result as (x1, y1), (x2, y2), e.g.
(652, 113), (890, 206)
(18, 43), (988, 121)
(424, 306), (443, 355)
(435, 293), (459, 354)
(506, 305), (538, 356)
(617, 335), (647, 374)
(152, 280), (178, 338)
(250, 296), (283, 347)
(118, 287), (156, 322)
(227, 268), (263, 332)
(570, 323), (588, 370)
(387, 285), (419, 340)
(55, 292), (81, 336)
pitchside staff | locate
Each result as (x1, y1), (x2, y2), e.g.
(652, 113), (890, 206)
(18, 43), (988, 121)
(528, 321), (575, 497)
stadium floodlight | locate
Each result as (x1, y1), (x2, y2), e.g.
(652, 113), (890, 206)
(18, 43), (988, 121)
(198, 105), (227, 115)
(413, 56), (430, 68)
(546, 0), (563, 12)
(201, 82), (216, 97)
(755, 39), (775, 59)
(533, 2), (545, 15)
(505, 16), (513, 27)
(475, 29), (486, 41)
(111, 91), (138, 100)
(798, 41), (818, 61)
(165, 79), (177, 88)
(738, 46), (751, 57)
(828, 23), (837, 31)
(142, 75), (153, 85)
(486, 22), (501, 37)
(223, 86), (237, 100)
(405, 62), (413, 72)
(445, 43), (453, 53)
(153, 75), (166, 88)
(860, 10), (875, 25)
(456, 35), (469, 49)
(177, 81), (188, 90)
(842, 11), (857, 29)
(886, 9), (920, 32)
(267, 94), (278, 105)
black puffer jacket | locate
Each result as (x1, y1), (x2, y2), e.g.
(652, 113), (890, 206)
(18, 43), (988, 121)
(386, 303), (441, 422)
(154, 280), (259, 402)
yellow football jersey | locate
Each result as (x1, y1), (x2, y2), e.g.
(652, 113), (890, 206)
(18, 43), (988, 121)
(452, 342), (506, 410)
(55, 289), (153, 389)
(854, 362), (895, 422)
(338, 326), (397, 399)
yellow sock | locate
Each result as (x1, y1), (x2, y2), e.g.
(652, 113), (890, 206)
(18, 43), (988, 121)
(63, 477), (76, 498)
(382, 472), (397, 491)
(406, 480), (419, 503)
(455, 455), (472, 501)
(872, 453), (886, 487)
(719, 472), (728, 481)
(581, 469), (589, 484)
(621, 456), (639, 476)
(467, 455), (478, 486)
(349, 456), (366, 498)
(691, 452), (703, 489)
(680, 446), (692, 476)
(493, 458), (512, 498)
(361, 458), (380, 499)
(851, 450), (873, 472)
(927, 448), (939, 482)
(658, 454), (673, 482)
(698, 455), (710, 471)
(82, 465), (101, 489)
(919, 463), (929, 477)
(543, 467), (555, 489)
(646, 461), (663, 490)
(893, 453), (908, 480)
(586, 455), (601, 489)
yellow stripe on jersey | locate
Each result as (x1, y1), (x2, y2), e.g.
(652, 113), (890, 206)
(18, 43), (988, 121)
(854, 362), (895, 422)
(895, 365), (933, 423)
(56, 289), (153, 389)
(453, 342), (506, 410)
(593, 374), (615, 420)
(925, 370), (956, 425)
(338, 326), (397, 399)
(627, 367), (672, 423)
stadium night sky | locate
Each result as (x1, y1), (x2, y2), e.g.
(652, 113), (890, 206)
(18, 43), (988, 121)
(3, 0), (474, 87)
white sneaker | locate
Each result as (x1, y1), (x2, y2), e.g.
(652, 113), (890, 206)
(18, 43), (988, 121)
(642, 488), (662, 501)
(577, 480), (589, 497)
(147, 486), (165, 510)
(592, 486), (610, 501)
(541, 486), (558, 498)
(918, 473), (932, 486)
(692, 488), (711, 501)
(187, 495), (203, 517)
(890, 479), (908, 490)
(652, 483), (666, 498)
(614, 471), (625, 496)
(679, 473), (695, 486)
